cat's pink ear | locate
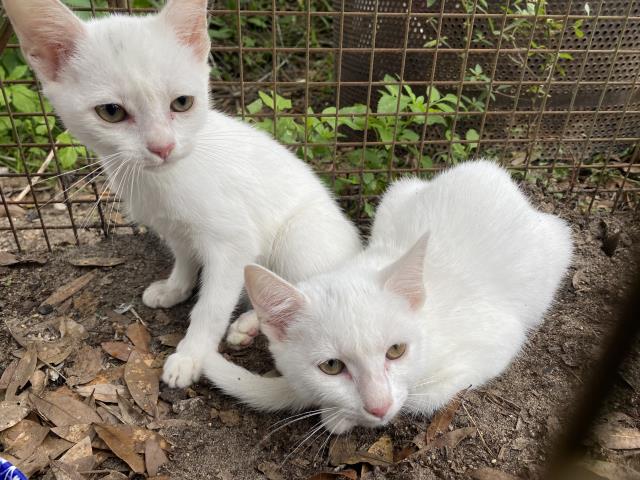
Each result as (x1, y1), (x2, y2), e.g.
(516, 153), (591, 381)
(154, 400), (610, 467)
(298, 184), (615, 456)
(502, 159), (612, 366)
(244, 264), (307, 341)
(161, 0), (211, 61)
(382, 233), (429, 310)
(3, 0), (85, 81)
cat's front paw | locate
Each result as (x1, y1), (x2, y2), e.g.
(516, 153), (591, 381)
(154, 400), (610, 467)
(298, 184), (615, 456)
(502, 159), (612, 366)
(226, 310), (260, 347)
(162, 351), (202, 388)
(142, 279), (192, 309)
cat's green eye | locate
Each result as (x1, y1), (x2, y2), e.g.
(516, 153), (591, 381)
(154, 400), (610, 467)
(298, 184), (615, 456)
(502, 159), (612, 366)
(318, 359), (345, 375)
(95, 103), (127, 123)
(171, 95), (194, 112)
(386, 343), (407, 360)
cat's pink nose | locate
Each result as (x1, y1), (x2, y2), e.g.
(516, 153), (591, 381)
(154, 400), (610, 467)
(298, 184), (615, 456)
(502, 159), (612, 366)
(364, 402), (391, 419)
(147, 142), (175, 160)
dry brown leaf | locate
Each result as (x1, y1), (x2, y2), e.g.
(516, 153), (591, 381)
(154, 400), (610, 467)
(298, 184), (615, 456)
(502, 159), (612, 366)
(72, 290), (99, 316)
(40, 435), (74, 459)
(0, 401), (30, 431)
(50, 460), (86, 480)
(98, 473), (129, 480)
(126, 323), (151, 353)
(59, 317), (88, 340)
(145, 438), (169, 476)
(431, 426), (476, 449)
(29, 369), (47, 396)
(59, 435), (94, 472)
(328, 435), (392, 467)
(0, 251), (18, 265)
(69, 256), (125, 267)
(118, 393), (147, 426)
(393, 445), (418, 463)
(87, 366), (125, 386)
(578, 459), (640, 480)
(306, 470), (358, 480)
(367, 434), (394, 463)
(66, 346), (103, 386)
(93, 424), (145, 474)
(101, 342), (133, 362)
(470, 467), (519, 480)
(51, 424), (94, 444)
(157, 333), (183, 348)
(76, 384), (126, 403)
(36, 338), (76, 365)
(0, 419), (49, 459)
(595, 424), (640, 450)
(5, 343), (38, 400)
(125, 350), (160, 416)
(30, 390), (102, 426)
(423, 390), (467, 446)
(41, 271), (96, 308)
(0, 359), (18, 389)
(15, 447), (50, 477)
(0, 252), (47, 266)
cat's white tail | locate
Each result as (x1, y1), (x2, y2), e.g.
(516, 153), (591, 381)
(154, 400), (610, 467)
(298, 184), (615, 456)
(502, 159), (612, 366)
(202, 352), (307, 411)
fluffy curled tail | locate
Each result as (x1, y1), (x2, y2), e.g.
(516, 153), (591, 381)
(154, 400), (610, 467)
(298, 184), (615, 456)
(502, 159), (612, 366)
(201, 352), (307, 412)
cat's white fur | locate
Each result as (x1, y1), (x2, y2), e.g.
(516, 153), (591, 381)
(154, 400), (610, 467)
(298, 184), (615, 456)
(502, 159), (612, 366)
(4, 0), (361, 387)
(202, 161), (573, 433)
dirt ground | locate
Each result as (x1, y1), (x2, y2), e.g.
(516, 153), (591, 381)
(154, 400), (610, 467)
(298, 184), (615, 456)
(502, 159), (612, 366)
(1, 186), (639, 480)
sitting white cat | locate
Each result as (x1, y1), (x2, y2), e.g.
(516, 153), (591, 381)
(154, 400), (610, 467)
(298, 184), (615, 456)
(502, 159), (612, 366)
(203, 161), (573, 433)
(3, 0), (361, 387)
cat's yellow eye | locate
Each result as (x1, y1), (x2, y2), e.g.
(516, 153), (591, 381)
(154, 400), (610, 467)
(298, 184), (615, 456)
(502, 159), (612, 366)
(171, 95), (195, 112)
(95, 104), (127, 123)
(318, 359), (345, 375)
(386, 343), (407, 360)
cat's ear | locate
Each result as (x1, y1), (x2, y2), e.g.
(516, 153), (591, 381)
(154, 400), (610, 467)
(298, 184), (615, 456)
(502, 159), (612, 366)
(244, 264), (307, 341)
(161, 0), (211, 61)
(3, 0), (85, 81)
(381, 233), (429, 310)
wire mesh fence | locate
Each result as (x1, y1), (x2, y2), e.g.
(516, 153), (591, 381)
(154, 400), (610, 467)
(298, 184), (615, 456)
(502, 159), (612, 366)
(0, 0), (639, 252)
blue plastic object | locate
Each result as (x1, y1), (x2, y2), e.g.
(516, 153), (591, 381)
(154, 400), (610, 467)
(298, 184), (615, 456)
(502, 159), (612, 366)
(0, 457), (27, 480)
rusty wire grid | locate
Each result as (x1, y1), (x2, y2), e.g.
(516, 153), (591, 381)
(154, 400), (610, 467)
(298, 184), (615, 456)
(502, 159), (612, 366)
(0, 0), (639, 252)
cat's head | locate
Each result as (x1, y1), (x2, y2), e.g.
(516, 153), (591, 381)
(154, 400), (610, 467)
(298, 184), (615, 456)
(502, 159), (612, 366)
(3, 0), (211, 170)
(245, 235), (430, 433)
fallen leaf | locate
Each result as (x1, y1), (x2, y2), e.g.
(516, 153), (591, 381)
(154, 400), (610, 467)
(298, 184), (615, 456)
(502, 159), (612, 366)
(595, 424), (640, 450)
(69, 256), (125, 267)
(72, 290), (99, 316)
(58, 435), (94, 473)
(329, 436), (357, 466)
(124, 350), (160, 416)
(470, 468), (519, 480)
(40, 271), (96, 308)
(431, 426), (476, 449)
(157, 332), (183, 348)
(367, 434), (393, 463)
(94, 424), (144, 473)
(578, 459), (640, 480)
(126, 323), (151, 353)
(87, 366), (125, 386)
(15, 447), (49, 477)
(0, 401), (30, 431)
(145, 438), (169, 476)
(76, 384), (126, 403)
(30, 390), (102, 426)
(50, 460), (85, 480)
(99, 472), (129, 480)
(29, 369), (47, 396)
(0, 359), (19, 389)
(0, 252), (47, 266)
(118, 392), (147, 426)
(394, 445), (418, 463)
(40, 435), (74, 458)
(101, 341), (133, 362)
(59, 317), (88, 340)
(0, 419), (49, 459)
(51, 424), (95, 443)
(5, 343), (38, 399)
(65, 346), (103, 386)
(424, 391), (466, 446)
(96, 405), (122, 425)
(219, 409), (241, 427)
(36, 338), (76, 365)
(306, 471), (358, 480)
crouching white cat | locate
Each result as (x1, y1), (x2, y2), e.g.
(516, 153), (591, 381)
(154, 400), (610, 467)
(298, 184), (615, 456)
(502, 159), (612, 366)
(202, 160), (573, 433)
(3, 0), (361, 387)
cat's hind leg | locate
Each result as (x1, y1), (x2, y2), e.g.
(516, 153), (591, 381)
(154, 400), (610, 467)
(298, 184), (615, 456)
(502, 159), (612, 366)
(226, 310), (260, 347)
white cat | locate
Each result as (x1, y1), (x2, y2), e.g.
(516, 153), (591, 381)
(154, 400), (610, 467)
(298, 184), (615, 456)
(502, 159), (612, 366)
(202, 161), (573, 433)
(4, 0), (361, 387)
